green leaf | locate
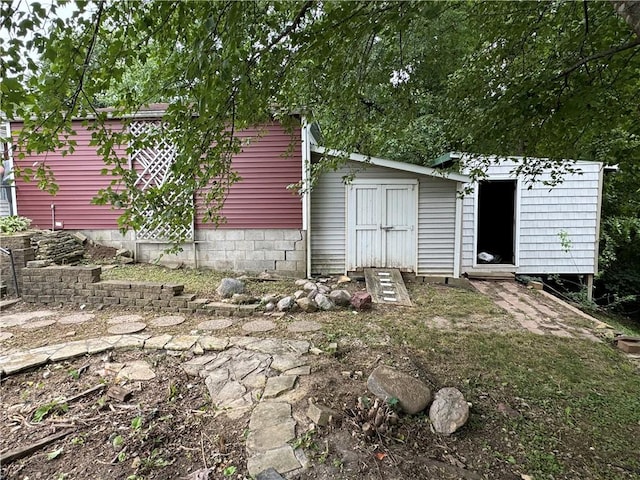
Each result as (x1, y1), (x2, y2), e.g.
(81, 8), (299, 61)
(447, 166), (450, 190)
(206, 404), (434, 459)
(47, 447), (63, 460)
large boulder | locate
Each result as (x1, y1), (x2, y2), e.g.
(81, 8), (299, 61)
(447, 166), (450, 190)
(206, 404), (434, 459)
(367, 365), (432, 415)
(329, 289), (351, 307)
(350, 291), (372, 310)
(429, 387), (469, 435)
(216, 278), (245, 298)
(303, 281), (317, 292)
(296, 297), (318, 313)
(315, 293), (335, 311)
(277, 296), (295, 312)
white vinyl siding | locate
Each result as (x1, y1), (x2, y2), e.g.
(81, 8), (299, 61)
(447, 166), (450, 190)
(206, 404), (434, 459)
(310, 158), (459, 276)
(310, 168), (346, 275)
(461, 159), (602, 275)
(418, 178), (457, 275)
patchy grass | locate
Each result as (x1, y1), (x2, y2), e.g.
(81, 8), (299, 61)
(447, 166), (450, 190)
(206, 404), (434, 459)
(591, 310), (640, 337)
(97, 266), (639, 478)
(101, 264), (293, 298)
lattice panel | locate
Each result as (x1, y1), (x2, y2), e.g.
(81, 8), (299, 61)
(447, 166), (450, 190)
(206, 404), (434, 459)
(129, 121), (194, 241)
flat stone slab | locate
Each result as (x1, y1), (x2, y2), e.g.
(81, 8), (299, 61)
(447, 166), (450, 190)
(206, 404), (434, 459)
(149, 315), (186, 327)
(107, 314), (144, 325)
(0, 310), (56, 328)
(242, 320), (277, 333)
(1, 352), (50, 375)
(271, 355), (306, 373)
(263, 375), (297, 399)
(144, 334), (174, 350)
(20, 319), (57, 329)
(247, 445), (301, 478)
(58, 313), (96, 325)
(197, 319), (234, 331)
(247, 419), (296, 454)
(287, 320), (322, 333)
(117, 361), (156, 381)
(164, 335), (199, 351)
(198, 336), (229, 351)
(0, 332), (14, 341)
(107, 322), (147, 334)
(49, 341), (89, 361)
(250, 402), (292, 429)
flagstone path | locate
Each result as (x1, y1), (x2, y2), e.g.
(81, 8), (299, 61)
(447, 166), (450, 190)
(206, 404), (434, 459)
(0, 281), (629, 477)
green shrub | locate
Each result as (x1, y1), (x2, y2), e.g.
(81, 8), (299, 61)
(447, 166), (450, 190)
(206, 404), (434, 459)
(0, 216), (32, 234)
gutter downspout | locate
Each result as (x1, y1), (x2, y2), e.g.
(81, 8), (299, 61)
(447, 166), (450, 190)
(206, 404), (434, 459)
(301, 117), (312, 278)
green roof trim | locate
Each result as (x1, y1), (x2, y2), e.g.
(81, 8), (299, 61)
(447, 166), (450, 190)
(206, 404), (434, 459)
(430, 152), (461, 168)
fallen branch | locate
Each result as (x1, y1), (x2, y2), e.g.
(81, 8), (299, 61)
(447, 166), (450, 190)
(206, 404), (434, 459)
(63, 384), (106, 404)
(0, 429), (75, 464)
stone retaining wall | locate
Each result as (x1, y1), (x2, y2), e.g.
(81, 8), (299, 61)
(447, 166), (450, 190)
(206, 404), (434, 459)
(0, 233), (35, 295)
(20, 264), (258, 316)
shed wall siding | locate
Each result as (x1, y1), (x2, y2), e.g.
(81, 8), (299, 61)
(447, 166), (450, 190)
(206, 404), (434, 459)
(13, 120), (302, 231)
(13, 120), (126, 230)
(310, 159), (458, 276)
(417, 178), (457, 275)
(196, 123), (302, 229)
(461, 160), (602, 274)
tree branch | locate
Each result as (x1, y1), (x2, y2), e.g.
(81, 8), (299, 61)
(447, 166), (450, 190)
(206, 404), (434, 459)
(263, 0), (313, 51)
(555, 37), (640, 79)
(63, 1), (105, 121)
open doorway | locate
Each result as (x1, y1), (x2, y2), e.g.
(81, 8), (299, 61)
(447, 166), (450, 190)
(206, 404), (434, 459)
(476, 180), (516, 265)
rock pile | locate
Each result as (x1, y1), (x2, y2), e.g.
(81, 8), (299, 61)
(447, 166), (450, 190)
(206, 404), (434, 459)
(365, 365), (470, 436)
(217, 276), (370, 314)
(31, 231), (84, 264)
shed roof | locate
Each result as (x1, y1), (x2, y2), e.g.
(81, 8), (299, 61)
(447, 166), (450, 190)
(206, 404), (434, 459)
(310, 144), (471, 183)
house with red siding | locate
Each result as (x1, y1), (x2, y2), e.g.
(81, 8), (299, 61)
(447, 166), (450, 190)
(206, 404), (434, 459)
(4, 106), (604, 285)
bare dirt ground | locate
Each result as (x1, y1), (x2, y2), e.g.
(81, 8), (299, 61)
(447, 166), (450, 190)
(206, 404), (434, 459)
(1, 278), (639, 480)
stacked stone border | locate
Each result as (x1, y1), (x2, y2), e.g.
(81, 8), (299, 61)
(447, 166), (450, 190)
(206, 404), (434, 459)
(0, 233), (34, 296)
(21, 264), (257, 316)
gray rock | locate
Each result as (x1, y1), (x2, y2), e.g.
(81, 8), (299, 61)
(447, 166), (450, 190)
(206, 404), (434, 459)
(367, 365), (432, 415)
(429, 387), (469, 435)
(317, 284), (331, 294)
(262, 294), (280, 304)
(329, 289), (352, 307)
(216, 278), (245, 298)
(277, 296), (295, 312)
(303, 281), (317, 292)
(231, 293), (257, 305)
(296, 297), (318, 313)
(315, 293), (334, 311)
(294, 279), (308, 287)
(307, 403), (341, 426)
(116, 248), (133, 258)
(256, 468), (285, 480)
(264, 302), (276, 312)
(293, 290), (306, 300)
(306, 288), (318, 300)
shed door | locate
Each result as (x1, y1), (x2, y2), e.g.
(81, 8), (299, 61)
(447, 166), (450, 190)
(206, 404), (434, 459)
(347, 182), (416, 270)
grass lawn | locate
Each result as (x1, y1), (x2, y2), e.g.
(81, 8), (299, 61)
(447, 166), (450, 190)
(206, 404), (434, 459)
(102, 264), (640, 478)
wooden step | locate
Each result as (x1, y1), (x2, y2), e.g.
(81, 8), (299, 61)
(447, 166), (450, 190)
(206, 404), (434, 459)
(465, 271), (516, 281)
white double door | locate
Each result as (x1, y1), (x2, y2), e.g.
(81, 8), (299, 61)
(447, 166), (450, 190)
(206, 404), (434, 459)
(347, 180), (417, 270)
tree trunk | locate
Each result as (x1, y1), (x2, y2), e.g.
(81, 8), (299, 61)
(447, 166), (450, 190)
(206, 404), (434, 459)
(611, 0), (640, 38)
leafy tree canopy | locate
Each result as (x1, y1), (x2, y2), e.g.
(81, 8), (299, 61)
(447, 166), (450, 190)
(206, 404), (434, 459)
(1, 0), (640, 238)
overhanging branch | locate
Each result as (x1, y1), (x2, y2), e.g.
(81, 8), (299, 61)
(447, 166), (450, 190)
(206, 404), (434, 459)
(554, 37), (640, 79)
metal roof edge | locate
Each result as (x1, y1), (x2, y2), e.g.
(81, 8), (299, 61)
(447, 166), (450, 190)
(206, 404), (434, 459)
(310, 144), (471, 183)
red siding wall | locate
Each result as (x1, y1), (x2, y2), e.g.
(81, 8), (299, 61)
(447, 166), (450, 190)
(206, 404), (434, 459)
(13, 120), (126, 230)
(13, 120), (302, 231)
(198, 123), (302, 229)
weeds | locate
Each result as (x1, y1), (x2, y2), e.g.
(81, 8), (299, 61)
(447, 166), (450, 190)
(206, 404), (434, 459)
(32, 399), (69, 423)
